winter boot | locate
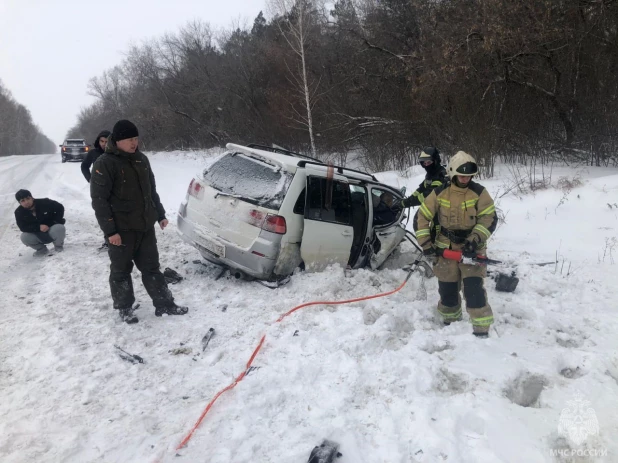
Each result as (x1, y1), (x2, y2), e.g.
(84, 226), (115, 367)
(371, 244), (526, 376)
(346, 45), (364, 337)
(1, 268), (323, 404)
(155, 304), (189, 317)
(473, 331), (489, 339)
(54, 245), (64, 252)
(119, 304), (140, 324)
(33, 246), (50, 257)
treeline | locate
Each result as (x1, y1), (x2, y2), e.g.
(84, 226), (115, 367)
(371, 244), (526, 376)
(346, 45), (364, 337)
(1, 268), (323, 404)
(68, 0), (618, 174)
(0, 81), (56, 156)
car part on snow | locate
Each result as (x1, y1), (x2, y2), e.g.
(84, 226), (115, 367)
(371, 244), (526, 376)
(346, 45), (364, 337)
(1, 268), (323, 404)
(114, 344), (145, 364)
(120, 304), (140, 324)
(201, 328), (215, 352)
(494, 271), (520, 292)
(255, 275), (291, 289)
(163, 267), (184, 285)
(245, 366), (261, 376)
(308, 439), (342, 463)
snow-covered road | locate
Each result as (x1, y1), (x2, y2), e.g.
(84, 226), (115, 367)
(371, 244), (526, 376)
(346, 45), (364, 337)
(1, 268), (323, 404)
(1, 152), (618, 463)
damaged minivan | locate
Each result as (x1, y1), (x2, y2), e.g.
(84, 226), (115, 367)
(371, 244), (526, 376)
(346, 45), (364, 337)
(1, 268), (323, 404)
(177, 143), (407, 281)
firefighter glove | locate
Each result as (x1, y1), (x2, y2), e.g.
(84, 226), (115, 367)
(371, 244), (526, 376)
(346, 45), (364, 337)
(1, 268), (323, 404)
(463, 238), (478, 258)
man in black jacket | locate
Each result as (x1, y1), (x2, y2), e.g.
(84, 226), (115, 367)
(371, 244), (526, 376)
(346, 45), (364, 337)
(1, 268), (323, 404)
(90, 119), (188, 324)
(81, 130), (110, 183)
(15, 189), (66, 255)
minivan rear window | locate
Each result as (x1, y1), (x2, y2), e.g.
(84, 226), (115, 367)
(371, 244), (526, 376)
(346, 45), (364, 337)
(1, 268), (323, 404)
(203, 153), (293, 210)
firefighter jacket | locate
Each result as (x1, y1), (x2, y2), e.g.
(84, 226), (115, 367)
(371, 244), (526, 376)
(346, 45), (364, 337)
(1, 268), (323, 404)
(416, 180), (497, 250)
(401, 165), (448, 208)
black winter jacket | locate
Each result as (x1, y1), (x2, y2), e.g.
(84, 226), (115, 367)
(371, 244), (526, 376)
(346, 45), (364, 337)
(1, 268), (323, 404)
(402, 165), (448, 208)
(81, 130), (111, 182)
(15, 198), (66, 235)
(90, 139), (166, 236)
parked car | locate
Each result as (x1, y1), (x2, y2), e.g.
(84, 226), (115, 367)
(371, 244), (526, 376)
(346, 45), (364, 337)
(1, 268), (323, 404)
(177, 144), (407, 281)
(60, 139), (89, 162)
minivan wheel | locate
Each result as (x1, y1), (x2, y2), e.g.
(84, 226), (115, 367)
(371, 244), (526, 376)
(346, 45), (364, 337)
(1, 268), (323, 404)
(61, 157), (66, 163)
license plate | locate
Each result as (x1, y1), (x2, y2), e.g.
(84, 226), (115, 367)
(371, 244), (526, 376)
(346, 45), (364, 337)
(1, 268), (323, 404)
(196, 236), (225, 257)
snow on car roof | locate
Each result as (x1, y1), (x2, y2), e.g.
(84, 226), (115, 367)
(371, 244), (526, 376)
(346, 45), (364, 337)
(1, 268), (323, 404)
(225, 143), (376, 182)
(226, 143), (307, 173)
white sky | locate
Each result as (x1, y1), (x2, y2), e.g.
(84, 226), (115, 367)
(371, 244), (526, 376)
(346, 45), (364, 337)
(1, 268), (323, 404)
(0, 0), (265, 144)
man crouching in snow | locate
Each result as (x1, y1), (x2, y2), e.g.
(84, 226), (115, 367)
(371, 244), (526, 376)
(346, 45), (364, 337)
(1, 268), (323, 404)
(90, 119), (188, 324)
(14, 189), (66, 256)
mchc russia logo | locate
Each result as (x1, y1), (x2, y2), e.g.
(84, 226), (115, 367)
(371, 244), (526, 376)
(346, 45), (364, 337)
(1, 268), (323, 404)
(557, 391), (600, 446)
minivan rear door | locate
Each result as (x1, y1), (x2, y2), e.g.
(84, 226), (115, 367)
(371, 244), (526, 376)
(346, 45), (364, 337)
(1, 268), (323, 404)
(300, 168), (354, 271)
(184, 152), (292, 250)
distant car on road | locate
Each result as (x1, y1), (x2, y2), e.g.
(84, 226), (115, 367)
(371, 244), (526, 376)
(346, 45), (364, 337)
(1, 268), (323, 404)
(177, 143), (407, 281)
(60, 139), (89, 163)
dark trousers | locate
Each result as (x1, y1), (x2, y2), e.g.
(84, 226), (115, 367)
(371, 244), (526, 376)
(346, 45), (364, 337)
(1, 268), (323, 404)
(107, 227), (174, 310)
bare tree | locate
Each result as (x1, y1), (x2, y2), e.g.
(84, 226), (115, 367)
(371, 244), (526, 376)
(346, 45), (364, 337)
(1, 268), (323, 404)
(269, 0), (319, 157)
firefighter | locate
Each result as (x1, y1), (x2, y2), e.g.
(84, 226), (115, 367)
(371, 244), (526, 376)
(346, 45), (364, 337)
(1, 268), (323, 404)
(398, 147), (448, 244)
(401, 147), (448, 209)
(415, 151), (497, 337)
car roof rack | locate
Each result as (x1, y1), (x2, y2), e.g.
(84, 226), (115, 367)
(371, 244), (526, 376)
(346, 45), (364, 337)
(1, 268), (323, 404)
(246, 143), (322, 163)
(296, 160), (377, 181)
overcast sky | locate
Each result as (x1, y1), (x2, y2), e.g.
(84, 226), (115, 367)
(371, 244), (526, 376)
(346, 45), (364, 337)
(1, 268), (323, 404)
(0, 0), (264, 144)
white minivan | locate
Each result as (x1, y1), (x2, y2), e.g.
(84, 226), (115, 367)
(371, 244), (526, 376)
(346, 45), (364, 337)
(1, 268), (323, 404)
(177, 143), (407, 280)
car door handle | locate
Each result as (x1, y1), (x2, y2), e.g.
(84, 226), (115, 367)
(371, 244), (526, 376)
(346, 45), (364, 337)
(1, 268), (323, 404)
(341, 230), (353, 237)
(378, 231), (395, 236)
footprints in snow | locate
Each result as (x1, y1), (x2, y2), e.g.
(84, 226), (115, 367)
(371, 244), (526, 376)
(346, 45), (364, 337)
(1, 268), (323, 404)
(504, 372), (547, 407)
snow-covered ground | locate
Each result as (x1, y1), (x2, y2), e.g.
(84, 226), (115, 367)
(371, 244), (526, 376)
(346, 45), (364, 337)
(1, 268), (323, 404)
(1, 152), (617, 463)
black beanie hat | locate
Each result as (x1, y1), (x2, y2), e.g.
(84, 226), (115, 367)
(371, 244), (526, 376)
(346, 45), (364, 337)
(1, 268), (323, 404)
(112, 120), (139, 142)
(15, 189), (32, 202)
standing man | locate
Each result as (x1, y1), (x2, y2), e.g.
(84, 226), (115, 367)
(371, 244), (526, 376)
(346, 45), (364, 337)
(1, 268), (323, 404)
(401, 147), (448, 209)
(81, 130), (110, 183)
(416, 151), (497, 338)
(82, 130), (111, 250)
(90, 120), (188, 324)
(15, 189), (66, 255)
(399, 147), (448, 243)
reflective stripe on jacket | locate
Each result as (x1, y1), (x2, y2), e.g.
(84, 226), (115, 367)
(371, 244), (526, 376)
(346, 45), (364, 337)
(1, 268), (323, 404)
(416, 180), (497, 250)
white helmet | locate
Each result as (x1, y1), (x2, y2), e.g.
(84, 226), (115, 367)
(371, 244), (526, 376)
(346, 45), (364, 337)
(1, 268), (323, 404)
(448, 151), (478, 177)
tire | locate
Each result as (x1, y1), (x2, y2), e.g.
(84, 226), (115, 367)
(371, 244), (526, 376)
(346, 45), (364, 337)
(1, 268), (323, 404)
(61, 157), (66, 163)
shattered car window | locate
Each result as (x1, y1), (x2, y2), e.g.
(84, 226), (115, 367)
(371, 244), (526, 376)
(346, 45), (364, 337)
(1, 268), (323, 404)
(203, 153), (293, 210)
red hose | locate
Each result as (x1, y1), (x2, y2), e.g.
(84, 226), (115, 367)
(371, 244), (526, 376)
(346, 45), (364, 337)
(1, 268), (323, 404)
(172, 269), (415, 452)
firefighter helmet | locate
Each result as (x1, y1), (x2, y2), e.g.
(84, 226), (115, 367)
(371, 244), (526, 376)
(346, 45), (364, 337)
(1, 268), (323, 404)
(448, 151), (478, 177)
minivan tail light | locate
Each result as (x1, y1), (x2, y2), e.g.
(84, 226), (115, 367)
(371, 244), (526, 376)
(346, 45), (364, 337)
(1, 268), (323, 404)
(245, 210), (286, 234)
(247, 209), (265, 227)
(262, 214), (286, 234)
(188, 178), (204, 199)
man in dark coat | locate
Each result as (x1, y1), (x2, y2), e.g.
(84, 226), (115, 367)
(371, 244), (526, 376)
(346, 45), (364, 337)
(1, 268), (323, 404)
(14, 189), (66, 255)
(90, 119), (188, 324)
(81, 130), (110, 183)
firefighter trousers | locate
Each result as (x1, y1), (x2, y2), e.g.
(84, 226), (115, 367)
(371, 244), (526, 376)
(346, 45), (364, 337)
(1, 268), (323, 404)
(432, 256), (494, 333)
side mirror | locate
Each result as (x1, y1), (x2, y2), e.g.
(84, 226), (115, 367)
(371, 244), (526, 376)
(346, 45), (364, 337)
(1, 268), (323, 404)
(400, 186), (407, 196)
